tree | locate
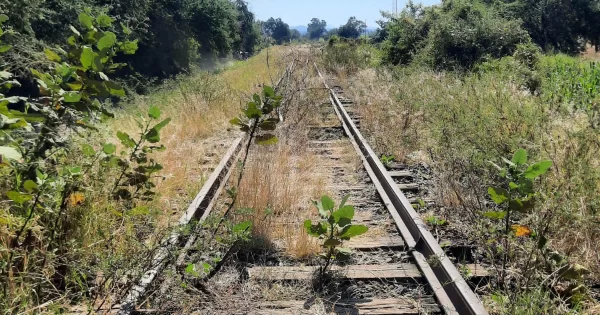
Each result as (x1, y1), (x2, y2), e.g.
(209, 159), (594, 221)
(233, 0), (260, 57)
(491, 0), (600, 53)
(307, 18), (327, 40)
(338, 17), (366, 39)
(263, 17), (291, 44)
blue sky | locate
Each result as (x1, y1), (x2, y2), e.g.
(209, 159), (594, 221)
(246, 0), (441, 28)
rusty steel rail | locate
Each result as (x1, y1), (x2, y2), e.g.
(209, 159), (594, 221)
(315, 63), (488, 315)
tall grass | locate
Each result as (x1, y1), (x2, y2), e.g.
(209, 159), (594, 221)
(0, 48), (287, 312)
(330, 50), (600, 312)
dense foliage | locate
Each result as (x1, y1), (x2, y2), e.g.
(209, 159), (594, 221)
(378, 0), (600, 70)
(0, 0), (261, 92)
(307, 18), (327, 40)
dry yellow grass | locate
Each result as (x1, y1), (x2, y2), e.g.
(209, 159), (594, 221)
(334, 60), (600, 311)
(105, 47), (288, 228)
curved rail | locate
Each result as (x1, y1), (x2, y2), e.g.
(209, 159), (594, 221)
(315, 63), (488, 315)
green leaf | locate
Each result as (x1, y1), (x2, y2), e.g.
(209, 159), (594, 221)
(92, 55), (104, 72)
(512, 149), (528, 166)
(557, 263), (591, 280)
(321, 195), (335, 211)
(0, 71), (11, 80)
(80, 47), (94, 70)
(0, 45), (11, 53)
(185, 263), (199, 277)
(96, 14), (113, 27)
(304, 219), (327, 237)
(0, 14), (8, 23)
(102, 143), (116, 155)
(81, 144), (96, 157)
(518, 178), (534, 194)
(253, 93), (261, 105)
(121, 40), (138, 54)
(64, 92), (81, 103)
(7, 191), (32, 206)
(69, 25), (81, 37)
(524, 160), (553, 179)
(336, 247), (352, 254)
(44, 49), (62, 62)
(332, 205), (355, 223)
(67, 81), (83, 91)
(244, 102), (262, 119)
(509, 198), (535, 213)
(312, 200), (327, 218)
(263, 85), (275, 97)
(255, 134), (278, 145)
(338, 225), (368, 239)
(23, 180), (38, 193)
(488, 187), (509, 205)
(233, 221), (252, 234)
(69, 166), (82, 175)
(339, 194), (350, 208)
(0, 146), (21, 161)
(79, 13), (94, 30)
(259, 118), (279, 131)
(323, 239), (342, 247)
(121, 22), (132, 35)
(148, 106), (161, 119)
(144, 129), (160, 143)
(202, 262), (211, 274)
(128, 206), (149, 216)
(97, 32), (117, 51)
(230, 117), (244, 126)
(117, 131), (136, 148)
(483, 211), (507, 219)
(105, 81), (125, 97)
(152, 118), (171, 132)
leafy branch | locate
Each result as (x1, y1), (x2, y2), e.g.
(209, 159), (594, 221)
(304, 195), (368, 277)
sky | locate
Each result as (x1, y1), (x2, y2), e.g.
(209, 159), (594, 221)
(246, 0), (441, 28)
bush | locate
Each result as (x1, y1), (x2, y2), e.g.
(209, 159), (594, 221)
(380, 0), (530, 70)
(416, 0), (530, 70)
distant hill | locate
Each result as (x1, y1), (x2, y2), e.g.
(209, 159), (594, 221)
(291, 25), (308, 34)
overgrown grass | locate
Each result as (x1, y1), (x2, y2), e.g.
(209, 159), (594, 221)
(0, 48), (287, 313)
(322, 44), (600, 312)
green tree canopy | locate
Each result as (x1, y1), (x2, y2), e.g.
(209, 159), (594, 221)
(307, 18), (327, 40)
(338, 17), (366, 39)
(263, 17), (292, 44)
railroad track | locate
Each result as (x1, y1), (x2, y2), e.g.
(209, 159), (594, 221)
(117, 60), (489, 314)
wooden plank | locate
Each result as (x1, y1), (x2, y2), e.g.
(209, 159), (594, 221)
(387, 170), (412, 178)
(248, 264), (421, 281)
(347, 236), (405, 249)
(397, 183), (420, 191)
(255, 297), (440, 314)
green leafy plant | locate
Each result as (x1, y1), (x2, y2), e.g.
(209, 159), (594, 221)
(104, 106), (170, 204)
(485, 149), (552, 286)
(425, 215), (447, 227)
(0, 12), (154, 308)
(304, 195), (368, 276)
(230, 85), (282, 145)
(380, 154), (395, 168)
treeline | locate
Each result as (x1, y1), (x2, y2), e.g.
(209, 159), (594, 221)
(0, 0), (261, 92)
(375, 0), (600, 70)
(262, 16), (368, 44)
